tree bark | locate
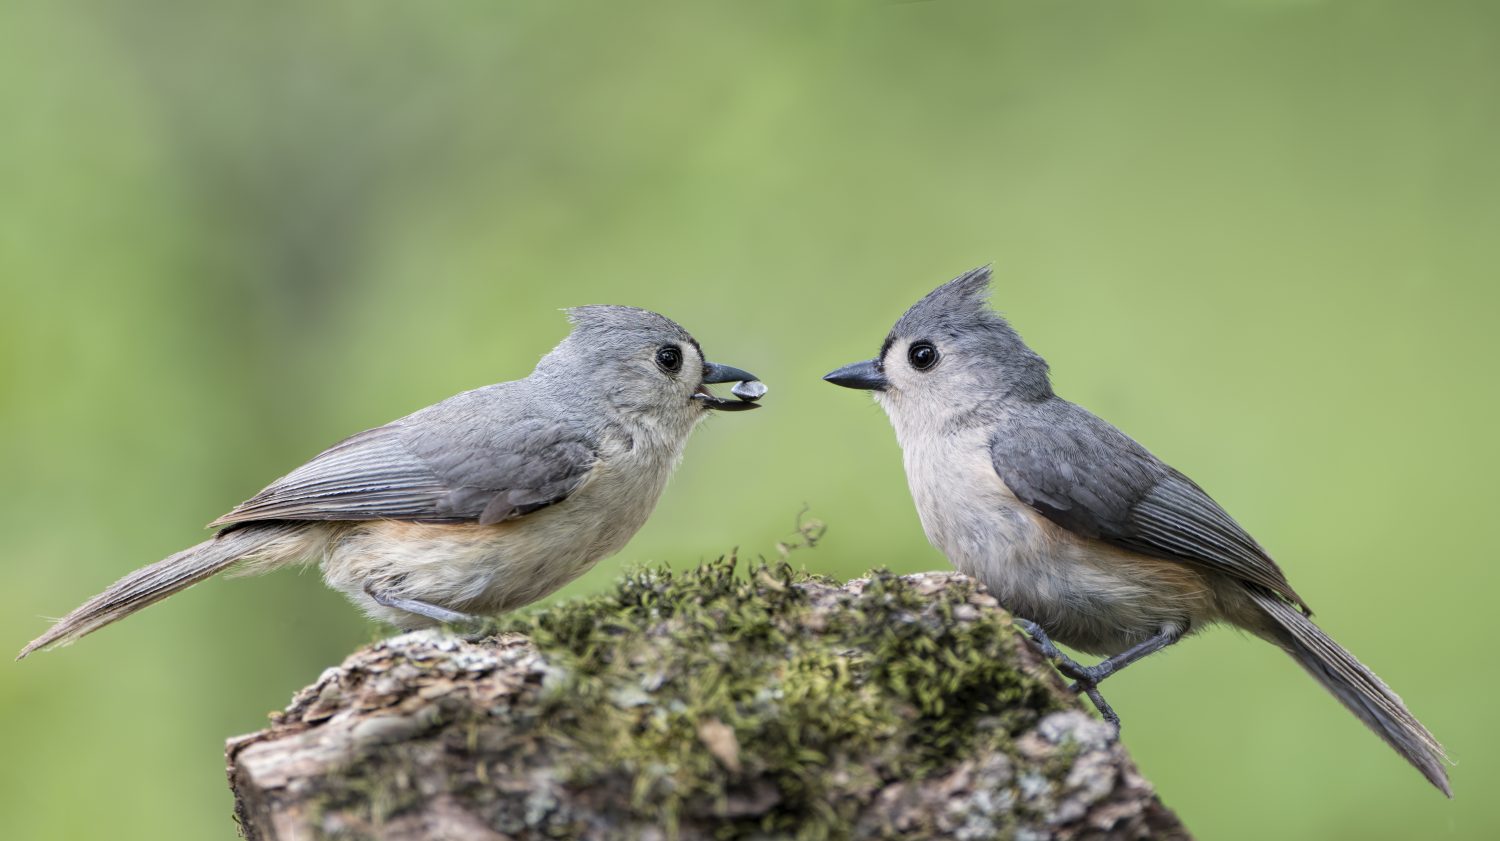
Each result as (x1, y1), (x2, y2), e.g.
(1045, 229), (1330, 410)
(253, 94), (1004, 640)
(227, 564), (1190, 840)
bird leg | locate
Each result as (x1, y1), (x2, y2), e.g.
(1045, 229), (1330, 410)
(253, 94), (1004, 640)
(1014, 618), (1120, 725)
(364, 582), (482, 626)
(1014, 619), (1184, 729)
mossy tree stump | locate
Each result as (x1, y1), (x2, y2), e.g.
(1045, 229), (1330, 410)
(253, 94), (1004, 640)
(227, 561), (1189, 840)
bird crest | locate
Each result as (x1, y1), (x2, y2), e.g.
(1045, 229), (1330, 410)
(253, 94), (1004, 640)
(892, 264), (999, 337)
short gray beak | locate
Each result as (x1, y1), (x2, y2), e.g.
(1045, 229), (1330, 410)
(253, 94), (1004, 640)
(823, 359), (888, 391)
(694, 362), (764, 411)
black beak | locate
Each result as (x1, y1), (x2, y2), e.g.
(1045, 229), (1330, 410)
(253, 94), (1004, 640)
(702, 362), (757, 385)
(823, 359), (888, 391)
(694, 362), (764, 411)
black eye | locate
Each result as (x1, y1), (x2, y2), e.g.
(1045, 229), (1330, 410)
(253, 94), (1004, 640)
(908, 341), (939, 371)
(655, 344), (683, 373)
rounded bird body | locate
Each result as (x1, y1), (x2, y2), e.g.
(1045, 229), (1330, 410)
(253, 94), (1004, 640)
(895, 416), (1212, 656)
(20, 305), (763, 656)
(824, 265), (1450, 796)
(321, 413), (687, 627)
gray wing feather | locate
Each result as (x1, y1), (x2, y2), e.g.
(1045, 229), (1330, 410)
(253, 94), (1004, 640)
(211, 387), (598, 528)
(212, 427), (449, 525)
(991, 401), (1307, 610)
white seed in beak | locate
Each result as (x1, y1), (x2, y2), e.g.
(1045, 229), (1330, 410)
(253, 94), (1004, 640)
(731, 380), (767, 401)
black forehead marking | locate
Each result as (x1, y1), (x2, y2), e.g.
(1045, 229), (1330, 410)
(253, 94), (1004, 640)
(877, 334), (895, 371)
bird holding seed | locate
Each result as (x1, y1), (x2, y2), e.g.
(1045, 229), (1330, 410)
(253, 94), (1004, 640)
(20, 306), (765, 657)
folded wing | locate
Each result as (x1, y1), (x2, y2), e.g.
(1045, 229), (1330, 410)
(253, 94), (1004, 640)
(990, 402), (1307, 611)
(211, 415), (598, 529)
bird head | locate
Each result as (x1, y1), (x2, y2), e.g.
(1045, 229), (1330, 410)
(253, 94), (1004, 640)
(538, 305), (762, 433)
(823, 266), (1052, 417)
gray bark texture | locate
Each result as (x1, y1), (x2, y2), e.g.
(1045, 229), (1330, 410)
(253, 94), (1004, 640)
(227, 563), (1190, 841)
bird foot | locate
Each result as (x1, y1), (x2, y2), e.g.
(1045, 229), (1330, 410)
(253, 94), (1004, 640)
(1014, 619), (1122, 730)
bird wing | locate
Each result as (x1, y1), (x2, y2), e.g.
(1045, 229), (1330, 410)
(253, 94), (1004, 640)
(209, 414), (599, 529)
(990, 402), (1307, 610)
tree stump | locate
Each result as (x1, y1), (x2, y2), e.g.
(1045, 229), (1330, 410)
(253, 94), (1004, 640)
(227, 561), (1190, 840)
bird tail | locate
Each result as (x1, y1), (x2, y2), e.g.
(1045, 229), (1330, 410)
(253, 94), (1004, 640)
(1249, 588), (1451, 796)
(17, 523), (311, 659)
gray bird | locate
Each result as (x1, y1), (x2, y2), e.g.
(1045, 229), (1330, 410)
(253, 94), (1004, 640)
(824, 266), (1449, 795)
(20, 306), (763, 658)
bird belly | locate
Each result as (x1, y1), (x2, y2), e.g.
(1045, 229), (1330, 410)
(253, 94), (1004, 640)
(904, 435), (1210, 656)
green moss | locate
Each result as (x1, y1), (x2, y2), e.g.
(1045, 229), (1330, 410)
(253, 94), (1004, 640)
(283, 557), (1068, 841)
(504, 557), (1063, 840)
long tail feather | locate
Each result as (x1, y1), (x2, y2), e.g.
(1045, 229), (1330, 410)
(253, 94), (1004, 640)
(17, 524), (302, 659)
(1251, 589), (1451, 796)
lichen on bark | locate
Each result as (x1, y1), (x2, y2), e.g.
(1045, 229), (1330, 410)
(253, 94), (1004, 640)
(228, 559), (1189, 840)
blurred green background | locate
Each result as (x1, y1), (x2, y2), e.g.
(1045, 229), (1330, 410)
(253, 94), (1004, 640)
(2, 1), (1496, 838)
